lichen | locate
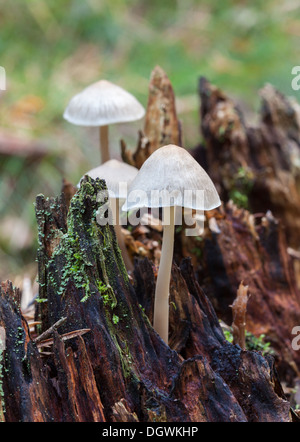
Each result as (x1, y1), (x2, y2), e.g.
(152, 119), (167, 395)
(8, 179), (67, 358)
(39, 179), (113, 304)
(229, 166), (254, 210)
(36, 176), (134, 379)
(0, 348), (5, 421)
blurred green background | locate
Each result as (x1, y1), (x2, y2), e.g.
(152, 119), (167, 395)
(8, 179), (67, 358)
(0, 0), (299, 283)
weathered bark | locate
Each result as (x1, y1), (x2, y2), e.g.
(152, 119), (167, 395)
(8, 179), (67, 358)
(0, 178), (292, 422)
(61, 178), (77, 209)
(196, 77), (300, 249)
(121, 65), (181, 168)
(134, 257), (225, 361)
(134, 257), (291, 422)
(211, 343), (290, 422)
(231, 282), (249, 350)
(190, 78), (300, 382)
(180, 202), (300, 382)
(0, 281), (61, 422)
(170, 355), (248, 422)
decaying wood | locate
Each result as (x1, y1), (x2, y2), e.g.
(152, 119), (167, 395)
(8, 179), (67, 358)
(180, 202), (300, 382)
(143, 65), (181, 151)
(61, 178), (77, 208)
(121, 65), (182, 168)
(0, 177), (292, 421)
(120, 131), (151, 169)
(134, 257), (225, 360)
(211, 344), (290, 422)
(196, 77), (300, 249)
(111, 399), (139, 422)
(190, 78), (300, 383)
(35, 327), (90, 349)
(134, 256), (290, 422)
(231, 282), (249, 350)
(34, 316), (67, 343)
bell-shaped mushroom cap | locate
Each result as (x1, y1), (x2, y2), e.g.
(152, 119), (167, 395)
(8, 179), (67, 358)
(78, 159), (138, 199)
(122, 144), (221, 211)
(63, 80), (145, 127)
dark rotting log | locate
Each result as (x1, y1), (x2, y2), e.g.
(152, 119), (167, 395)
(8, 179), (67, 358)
(181, 201), (300, 382)
(196, 77), (300, 250)
(121, 65), (181, 169)
(211, 342), (291, 422)
(190, 74), (300, 383)
(0, 177), (293, 421)
(170, 355), (248, 422)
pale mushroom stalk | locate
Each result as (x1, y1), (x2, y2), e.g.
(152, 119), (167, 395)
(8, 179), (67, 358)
(100, 125), (110, 163)
(113, 198), (133, 272)
(122, 144), (221, 345)
(153, 206), (175, 343)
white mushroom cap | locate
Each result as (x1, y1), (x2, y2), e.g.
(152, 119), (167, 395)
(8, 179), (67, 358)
(122, 144), (221, 211)
(78, 159), (138, 199)
(63, 80), (145, 127)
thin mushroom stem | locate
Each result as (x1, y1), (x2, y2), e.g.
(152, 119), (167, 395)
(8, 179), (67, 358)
(113, 198), (134, 272)
(153, 206), (175, 344)
(100, 125), (110, 163)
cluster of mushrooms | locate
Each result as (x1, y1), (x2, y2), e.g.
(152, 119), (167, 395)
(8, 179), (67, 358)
(63, 79), (221, 345)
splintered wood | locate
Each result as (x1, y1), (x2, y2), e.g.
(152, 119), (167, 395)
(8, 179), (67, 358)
(231, 282), (249, 350)
(2, 73), (300, 422)
(121, 65), (181, 168)
(0, 178), (292, 422)
(192, 77), (300, 383)
(196, 77), (300, 250)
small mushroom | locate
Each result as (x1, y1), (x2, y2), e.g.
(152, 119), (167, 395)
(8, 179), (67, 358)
(79, 159), (138, 272)
(64, 80), (145, 163)
(122, 144), (221, 343)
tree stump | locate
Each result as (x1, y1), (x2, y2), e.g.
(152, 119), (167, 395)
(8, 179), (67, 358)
(121, 65), (182, 169)
(0, 177), (293, 421)
(195, 77), (300, 249)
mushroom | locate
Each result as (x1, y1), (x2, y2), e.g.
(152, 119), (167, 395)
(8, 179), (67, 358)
(64, 80), (145, 163)
(78, 159), (138, 272)
(122, 144), (221, 343)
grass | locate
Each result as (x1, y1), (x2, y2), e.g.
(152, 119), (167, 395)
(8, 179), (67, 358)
(0, 0), (300, 279)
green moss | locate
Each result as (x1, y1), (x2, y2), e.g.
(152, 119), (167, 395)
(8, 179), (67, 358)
(229, 189), (249, 209)
(191, 246), (203, 259)
(223, 328), (234, 344)
(36, 298), (47, 303)
(39, 179), (111, 304)
(170, 301), (177, 311)
(245, 331), (274, 356)
(112, 314), (119, 325)
(0, 349), (5, 421)
(36, 177), (135, 380)
(223, 324), (274, 356)
(229, 167), (254, 209)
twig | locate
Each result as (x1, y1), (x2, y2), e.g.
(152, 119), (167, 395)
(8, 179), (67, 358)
(34, 317), (67, 344)
(35, 328), (91, 349)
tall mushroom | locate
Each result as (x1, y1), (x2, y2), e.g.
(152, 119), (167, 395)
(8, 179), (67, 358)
(64, 80), (145, 163)
(122, 144), (221, 344)
(78, 159), (138, 272)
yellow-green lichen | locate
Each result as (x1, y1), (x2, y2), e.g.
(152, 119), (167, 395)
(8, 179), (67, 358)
(36, 177), (135, 380)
